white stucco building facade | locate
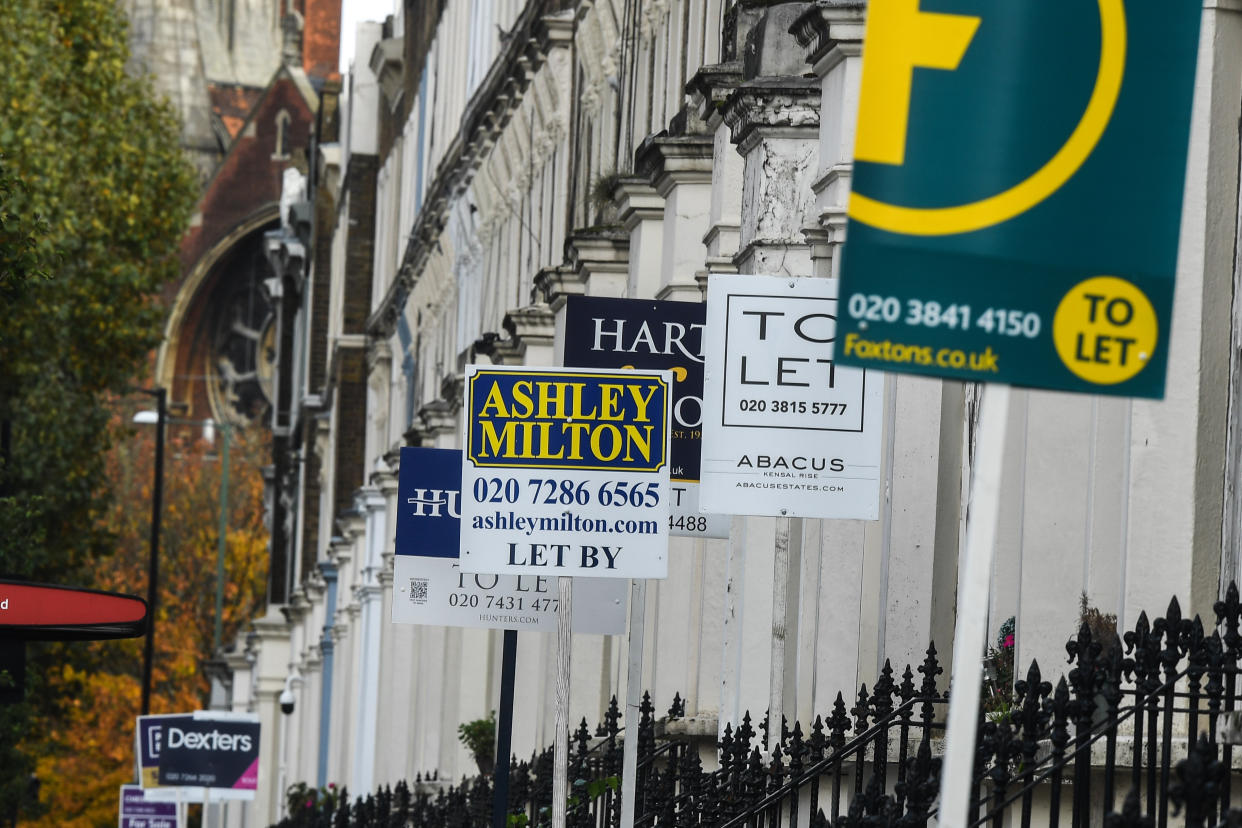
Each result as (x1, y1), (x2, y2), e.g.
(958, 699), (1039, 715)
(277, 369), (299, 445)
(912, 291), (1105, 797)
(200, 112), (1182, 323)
(222, 1), (1242, 824)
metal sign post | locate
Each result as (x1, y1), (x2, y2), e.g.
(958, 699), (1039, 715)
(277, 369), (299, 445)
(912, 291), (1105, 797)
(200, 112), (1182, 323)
(551, 579), (573, 828)
(617, 579), (646, 828)
(937, 384), (1010, 823)
(491, 629), (518, 828)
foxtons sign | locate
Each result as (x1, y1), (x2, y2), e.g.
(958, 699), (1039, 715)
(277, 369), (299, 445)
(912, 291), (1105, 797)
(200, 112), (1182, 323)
(564, 296), (728, 538)
(459, 365), (672, 579)
(393, 446), (626, 633)
(834, 0), (1202, 397)
(700, 275), (883, 519)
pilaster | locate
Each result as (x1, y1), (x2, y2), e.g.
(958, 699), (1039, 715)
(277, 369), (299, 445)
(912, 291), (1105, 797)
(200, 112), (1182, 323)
(723, 76), (821, 276)
(534, 229), (631, 310)
(793, 1), (866, 278)
(688, 62), (745, 290)
(496, 305), (557, 366)
(614, 177), (666, 299)
(248, 607), (293, 827)
(636, 132), (715, 301)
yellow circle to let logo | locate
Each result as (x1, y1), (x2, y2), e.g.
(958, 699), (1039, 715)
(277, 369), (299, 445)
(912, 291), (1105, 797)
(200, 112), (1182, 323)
(1053, 276), (1157, 385)
(848, 0), (1128, 236)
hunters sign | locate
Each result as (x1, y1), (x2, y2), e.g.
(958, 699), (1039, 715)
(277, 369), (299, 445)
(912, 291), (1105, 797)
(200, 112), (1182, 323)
(834, 0), (1201, 397)
(392, 446), (626, 633)
(459, 365), (672, 579)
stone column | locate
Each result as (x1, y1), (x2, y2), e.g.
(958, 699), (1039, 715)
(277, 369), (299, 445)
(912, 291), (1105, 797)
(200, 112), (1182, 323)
(720, 1), (819, 740)
(351, 484), (388, 797)
(373, 457), (404, 785)
(793, 2), (865, 279)
(636, 131), (715, 301)
(325, 529), (356, 785)
(615, 178), (666, 300)
(248, 607), (293, 826)
(688, 61), (745, 291)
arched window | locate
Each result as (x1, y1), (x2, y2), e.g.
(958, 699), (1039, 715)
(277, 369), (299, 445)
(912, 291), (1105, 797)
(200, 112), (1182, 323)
(272, 109), (292, 160)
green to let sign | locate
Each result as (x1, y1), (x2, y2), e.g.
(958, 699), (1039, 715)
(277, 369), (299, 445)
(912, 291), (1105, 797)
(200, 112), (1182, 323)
(834, 0), (1202, 398)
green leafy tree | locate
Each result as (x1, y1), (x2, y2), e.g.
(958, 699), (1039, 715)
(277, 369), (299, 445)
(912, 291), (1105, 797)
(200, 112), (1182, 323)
(0, 0), (198, 822)
(0, 0), (197, 582)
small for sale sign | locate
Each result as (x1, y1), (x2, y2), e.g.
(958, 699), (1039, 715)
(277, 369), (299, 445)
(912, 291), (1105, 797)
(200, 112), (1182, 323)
(458, 365), (672, 579)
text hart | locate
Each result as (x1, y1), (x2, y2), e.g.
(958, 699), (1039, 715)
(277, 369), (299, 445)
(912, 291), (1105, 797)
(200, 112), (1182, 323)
(590, 317), (705, 363)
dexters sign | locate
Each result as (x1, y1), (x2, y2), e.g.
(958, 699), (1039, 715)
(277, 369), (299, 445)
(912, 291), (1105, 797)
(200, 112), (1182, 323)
(392, 446), (627, 633)
(834, 0), (1202, 397)
(157, 713), (259, 796)
(136, 714), (193, 792)
(459, 365), (672, 579)
(563, 296), (727, 538)
(700, 275), (883, 519)
(136, 712), (259, 801)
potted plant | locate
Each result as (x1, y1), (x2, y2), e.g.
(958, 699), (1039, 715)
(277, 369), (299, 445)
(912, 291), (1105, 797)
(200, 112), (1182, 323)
(458, 711), (497, 776)
(982, 617), (1016, 723)
(1079, 592), (1119, 652)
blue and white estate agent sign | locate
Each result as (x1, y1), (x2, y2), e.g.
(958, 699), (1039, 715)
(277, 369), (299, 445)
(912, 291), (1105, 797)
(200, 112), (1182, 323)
(701, 275), (883, 519)
(392, 446), (626, 633)
(459, 365), (672, 579)
(563, 296), (728, 539)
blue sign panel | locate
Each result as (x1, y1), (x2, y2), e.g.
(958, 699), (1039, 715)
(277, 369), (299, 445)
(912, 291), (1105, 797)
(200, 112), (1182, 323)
(136, 714), (194, 789)
(563, 296), (704, 480)
(392, 446), (628, 631)
(394, 446), (462, 560)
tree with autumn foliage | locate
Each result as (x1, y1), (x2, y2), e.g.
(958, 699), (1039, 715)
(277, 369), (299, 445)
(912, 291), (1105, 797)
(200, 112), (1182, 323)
(0, 0), (200, 822)
(27, 419), (269, 828)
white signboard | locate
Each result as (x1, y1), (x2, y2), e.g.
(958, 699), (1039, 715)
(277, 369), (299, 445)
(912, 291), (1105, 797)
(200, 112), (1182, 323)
(392, 447), (626, 633)
(458, 365), (672, 579)
(700, 275), (883, 518)
(563, 296), (729, 538)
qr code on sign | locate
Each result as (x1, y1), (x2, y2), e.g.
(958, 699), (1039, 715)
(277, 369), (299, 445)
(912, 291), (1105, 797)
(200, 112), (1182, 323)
(409, 578), (429, 605)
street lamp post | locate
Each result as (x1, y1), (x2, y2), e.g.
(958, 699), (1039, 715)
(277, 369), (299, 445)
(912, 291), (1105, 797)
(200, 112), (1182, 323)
(135, 388), (166, 717)
(212, 422), (230, 654)
(135, 412), (234, 657)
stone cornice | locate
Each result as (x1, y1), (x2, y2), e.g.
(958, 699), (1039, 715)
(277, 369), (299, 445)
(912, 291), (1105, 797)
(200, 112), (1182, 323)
(614, 177), (664, 231)
(635, 134), (715, 198)
(723, 77), (821, 153)
(792, 1), (866, 69)
(368, 7), (573, 341)
(374, 464), (399, 496)
(532, 264), (580, 307)
(369, 36), (405, 114)
(281, 588), (312, 624)
(367, 337), (392, 373)
(493, 305), (556, 364)
(687, 62), (745, 127)
(338, 507), (366, 542)
(359, 484), (387, 512)
(533, 228), (629, 308)
(416, 397), (460, 441)
(328, 534), (352, 571)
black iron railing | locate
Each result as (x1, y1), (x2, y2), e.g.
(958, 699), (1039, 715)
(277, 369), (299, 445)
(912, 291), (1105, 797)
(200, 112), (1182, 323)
(274, 583), (1242, 827)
